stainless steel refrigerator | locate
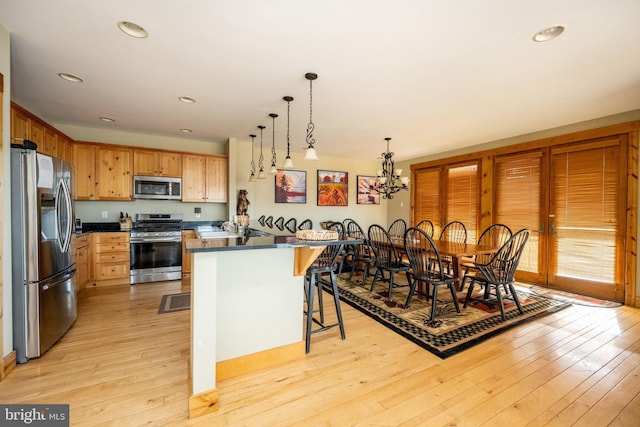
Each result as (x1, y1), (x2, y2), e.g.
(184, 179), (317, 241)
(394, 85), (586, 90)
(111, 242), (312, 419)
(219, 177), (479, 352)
(11, 141), (77, 363)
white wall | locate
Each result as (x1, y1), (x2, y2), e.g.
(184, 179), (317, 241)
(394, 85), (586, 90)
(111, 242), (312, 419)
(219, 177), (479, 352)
(230, 138), (388, 233)
(1, 24), (12, 357)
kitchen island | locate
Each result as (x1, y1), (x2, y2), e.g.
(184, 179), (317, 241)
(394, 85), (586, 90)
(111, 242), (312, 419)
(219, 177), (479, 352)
(185, 233), (359, 418)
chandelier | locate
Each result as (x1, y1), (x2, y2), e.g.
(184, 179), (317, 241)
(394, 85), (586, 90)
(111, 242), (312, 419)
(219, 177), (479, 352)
(376, 137), (409, 199)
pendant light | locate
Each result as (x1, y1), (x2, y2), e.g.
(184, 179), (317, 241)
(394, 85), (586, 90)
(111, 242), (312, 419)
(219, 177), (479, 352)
(248, 134), (257, 182)
(257, 125), (266, 179)
(269, 113), (278, 175)
(282, 96), (294, 169)
(304, 72), (319, 161)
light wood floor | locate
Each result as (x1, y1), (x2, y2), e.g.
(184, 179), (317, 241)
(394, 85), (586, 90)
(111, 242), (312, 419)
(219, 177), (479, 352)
(1, 279), (640, 426)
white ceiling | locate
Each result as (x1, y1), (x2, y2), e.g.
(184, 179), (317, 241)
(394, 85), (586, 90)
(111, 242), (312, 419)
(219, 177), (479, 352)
(1, 0), (640, 161)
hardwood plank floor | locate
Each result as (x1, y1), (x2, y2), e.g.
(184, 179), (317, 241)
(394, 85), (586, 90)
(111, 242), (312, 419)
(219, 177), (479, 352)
(1, 279), (639, 426)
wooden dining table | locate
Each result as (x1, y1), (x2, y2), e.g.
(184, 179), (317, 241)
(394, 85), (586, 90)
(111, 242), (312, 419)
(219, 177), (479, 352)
(388, 237), (497, 287)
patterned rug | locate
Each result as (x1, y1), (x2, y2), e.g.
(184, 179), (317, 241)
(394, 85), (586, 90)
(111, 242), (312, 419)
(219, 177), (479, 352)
(324, 274), (570, 358)
(158, 292), (191, 314)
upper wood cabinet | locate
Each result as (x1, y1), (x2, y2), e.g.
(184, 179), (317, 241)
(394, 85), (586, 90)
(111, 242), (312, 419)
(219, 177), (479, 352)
(11, 106), (30, 142)
(133, 148), (182, 177)
(43, 127), (58, 157)
(182, 154), (228, 203)
(73, 142), (133, 201)
(96, 146), (133, 200)
(73, 143), (97, 200)
(11, 103), (71, 158)
(206, 155), (228, 203)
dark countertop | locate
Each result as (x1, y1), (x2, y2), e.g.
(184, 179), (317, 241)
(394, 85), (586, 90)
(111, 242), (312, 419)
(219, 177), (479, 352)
(77, 220), (227, 235)
(186, 236), (361, 253)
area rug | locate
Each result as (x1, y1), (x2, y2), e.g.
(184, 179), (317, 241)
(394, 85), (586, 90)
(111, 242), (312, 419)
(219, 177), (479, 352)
(158, 292), (191, 314)
(527, 284), (622, 308)
(323, 274), (570, 359)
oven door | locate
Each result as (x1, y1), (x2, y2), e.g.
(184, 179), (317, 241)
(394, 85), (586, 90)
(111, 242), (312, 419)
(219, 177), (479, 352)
(130, 239), (182, 284)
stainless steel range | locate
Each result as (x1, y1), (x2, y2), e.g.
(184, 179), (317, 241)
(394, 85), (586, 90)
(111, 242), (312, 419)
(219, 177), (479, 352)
(130, 213), (183, 284)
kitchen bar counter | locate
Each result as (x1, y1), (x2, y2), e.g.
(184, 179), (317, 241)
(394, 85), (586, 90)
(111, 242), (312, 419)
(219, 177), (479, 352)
(185, 235), (358, 418)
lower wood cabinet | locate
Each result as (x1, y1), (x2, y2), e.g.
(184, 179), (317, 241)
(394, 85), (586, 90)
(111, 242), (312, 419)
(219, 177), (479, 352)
(74, 234), (91, 291)
(182, 230), (196, 282)
(91, 232), (130, 286)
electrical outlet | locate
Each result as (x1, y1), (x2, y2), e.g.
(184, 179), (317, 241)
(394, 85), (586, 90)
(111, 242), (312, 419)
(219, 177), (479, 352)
(101, 211), (108, 219)
(195, 207), (201, 218)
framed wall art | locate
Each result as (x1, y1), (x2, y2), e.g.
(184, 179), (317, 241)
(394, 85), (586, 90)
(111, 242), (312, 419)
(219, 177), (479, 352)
(275, 169), (307, 203)
(357, 175), (380, 205)
(317, 170), (348, 206)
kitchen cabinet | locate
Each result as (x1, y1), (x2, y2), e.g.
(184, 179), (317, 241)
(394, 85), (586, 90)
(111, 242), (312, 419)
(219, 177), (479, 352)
(11, 106), (30, 142)
(182, 154), (228, 203)
(181, 230), (196, 281)
(73, 142), (133, 201)
(134, 148), (182, 177)
(73, 143), (97, 200)
(91, 232), (130, 286)
(10, 104), (58, 157)
(96, 145), (133, 200)
(29, 120), (45, 151)
(74, 234), (91, 291)
(58, 134), (74, 164)
(43, 127), (58, 157)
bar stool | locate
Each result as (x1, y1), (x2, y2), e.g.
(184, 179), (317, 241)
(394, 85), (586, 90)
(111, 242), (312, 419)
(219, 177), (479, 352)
(303, 243), (346, 353)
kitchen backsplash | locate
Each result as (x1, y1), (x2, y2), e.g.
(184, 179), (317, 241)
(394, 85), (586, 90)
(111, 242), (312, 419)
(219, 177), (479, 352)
(74, 200), (227, 222)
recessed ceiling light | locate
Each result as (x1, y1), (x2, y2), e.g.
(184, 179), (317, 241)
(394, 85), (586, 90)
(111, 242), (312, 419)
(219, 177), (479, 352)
(58, 73), (83, 83)
(117, 21), (148, 38)
(178, 96), (196, 104)
(532, 25), (565, 42)
(99, 116), (115, 122)
(180, 128), (193, 133)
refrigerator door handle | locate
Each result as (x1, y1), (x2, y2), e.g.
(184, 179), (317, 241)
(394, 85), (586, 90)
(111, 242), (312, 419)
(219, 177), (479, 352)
(56, 178), (73, 253)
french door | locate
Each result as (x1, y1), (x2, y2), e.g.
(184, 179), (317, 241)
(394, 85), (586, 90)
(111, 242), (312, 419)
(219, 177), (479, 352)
(494, 137), (626, 301)
(413, 162), (479, 242)
(548, 137), (626, 301)
(494, 151), (546, 284)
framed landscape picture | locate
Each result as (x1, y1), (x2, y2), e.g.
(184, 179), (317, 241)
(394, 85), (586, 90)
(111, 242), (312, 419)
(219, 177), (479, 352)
(317, 170), (348, 206)
(275, 169), (306, 203)
(357, 175), (380, 205)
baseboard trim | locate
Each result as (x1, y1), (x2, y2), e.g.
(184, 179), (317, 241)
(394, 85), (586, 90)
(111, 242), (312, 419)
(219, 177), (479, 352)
(1, 351), (17, 381)
(216, 341), (305, 382)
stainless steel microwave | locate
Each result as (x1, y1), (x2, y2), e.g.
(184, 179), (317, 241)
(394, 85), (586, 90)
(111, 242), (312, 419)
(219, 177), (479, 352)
(133, 176), (182, 200)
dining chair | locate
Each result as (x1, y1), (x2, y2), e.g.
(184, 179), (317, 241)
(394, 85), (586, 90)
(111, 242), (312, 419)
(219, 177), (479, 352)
(284, 217), (297, 233)
(403, 227), (460, 320)
(367, 224), (411, 302)
(461, 223), (512, 292)
(327, 221), (347, 274)
(303, 242), (346, 353)
(439, 220), (468, 274)
(416, 219), (435, 238)
(463, 229), (529, 321)
(343, 218), (356, 231)
(388, 219), (407, 239)
(265, 216), (273, 228)
(346, 220), (374, 286)
(298, 219), (313, 230)
(274, 216), (285, 231)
